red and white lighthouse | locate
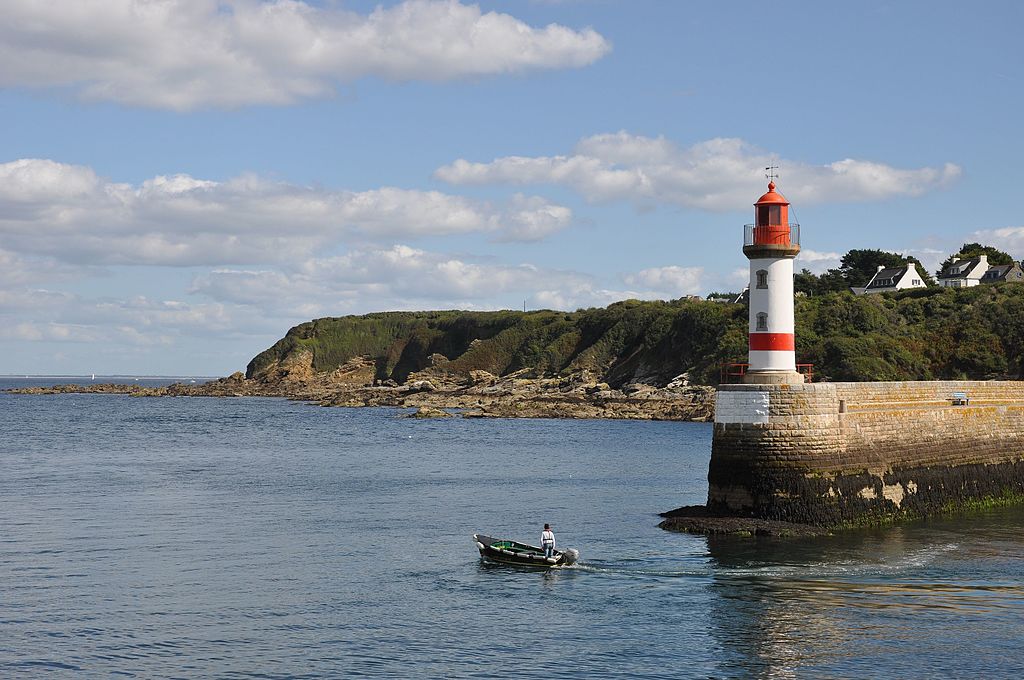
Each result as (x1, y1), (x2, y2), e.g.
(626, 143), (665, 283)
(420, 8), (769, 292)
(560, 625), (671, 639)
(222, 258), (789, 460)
(742, 177), (804, 384)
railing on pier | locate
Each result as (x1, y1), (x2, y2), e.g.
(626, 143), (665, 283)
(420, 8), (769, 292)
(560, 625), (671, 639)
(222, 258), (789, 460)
(719, 362), (814, 384)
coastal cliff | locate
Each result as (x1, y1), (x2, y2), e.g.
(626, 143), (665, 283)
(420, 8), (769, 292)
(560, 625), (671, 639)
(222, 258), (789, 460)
(247, 283), (1024, 387)
(245, 301), (747, 387)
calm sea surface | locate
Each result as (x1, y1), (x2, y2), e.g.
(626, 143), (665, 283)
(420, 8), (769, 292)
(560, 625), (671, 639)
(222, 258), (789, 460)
(2, 377), (1023, 678)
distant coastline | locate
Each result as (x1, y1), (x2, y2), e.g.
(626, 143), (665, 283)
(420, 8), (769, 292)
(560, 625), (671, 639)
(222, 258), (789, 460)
(0, 375), (218, 381)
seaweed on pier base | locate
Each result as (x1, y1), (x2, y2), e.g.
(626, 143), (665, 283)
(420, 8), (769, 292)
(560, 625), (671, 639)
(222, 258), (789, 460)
(658, 505), (829, 538)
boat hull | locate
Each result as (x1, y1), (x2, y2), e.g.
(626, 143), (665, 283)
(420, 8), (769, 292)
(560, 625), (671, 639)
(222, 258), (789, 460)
(473, 533), (579, 568)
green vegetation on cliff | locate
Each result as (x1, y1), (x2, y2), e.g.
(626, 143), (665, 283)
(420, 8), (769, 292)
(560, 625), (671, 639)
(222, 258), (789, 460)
(795, 283), (1024, 381)
(247, 282), (1024, 386)
(247, 301), (746, 386)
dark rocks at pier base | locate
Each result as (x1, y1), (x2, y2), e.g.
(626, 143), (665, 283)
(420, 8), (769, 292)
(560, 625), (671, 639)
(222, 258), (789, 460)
(657, 505), (830, 538)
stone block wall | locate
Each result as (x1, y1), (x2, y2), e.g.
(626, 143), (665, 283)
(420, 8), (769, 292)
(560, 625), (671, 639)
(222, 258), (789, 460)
(709, 381), (1024, 525)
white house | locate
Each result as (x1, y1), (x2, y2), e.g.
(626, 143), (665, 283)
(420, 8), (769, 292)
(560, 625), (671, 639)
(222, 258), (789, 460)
(859, 263), (927, 295)
(938, 254), (988, 288)
(980, 263), (1024, 284)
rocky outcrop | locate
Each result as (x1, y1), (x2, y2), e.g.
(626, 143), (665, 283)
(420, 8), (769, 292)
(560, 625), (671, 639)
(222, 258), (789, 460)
(312, 369), (715, 421)
(6, 371), (716, 422)
(408, 406), (453, 419)
(329, 355), (378, 386)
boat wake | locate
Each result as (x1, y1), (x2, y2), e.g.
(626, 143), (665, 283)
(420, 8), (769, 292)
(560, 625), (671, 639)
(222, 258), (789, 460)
(568, 561), (710, 579)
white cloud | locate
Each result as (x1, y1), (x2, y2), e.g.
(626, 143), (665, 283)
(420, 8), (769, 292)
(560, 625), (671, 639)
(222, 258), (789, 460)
(435, 133), (961, 210)
(531, 285), (637, 311)
(0, 285), (277, 348)
(191, 244), (594, 313)
(0, 248), (89, 286)
(622, 265), (704, 297)
(970, 226), (1024, 261)
(191, 247), (714, 318)
(796, 249), (843, 274)
(0, 288), (75, 313)
(0, 321), (149, 345)
(726, 267), (749, 290)
(886, 246), (948, 277)
(0, 158), (573, 266)
(0, 0), (610, 110)
(496, 194), (573, 242)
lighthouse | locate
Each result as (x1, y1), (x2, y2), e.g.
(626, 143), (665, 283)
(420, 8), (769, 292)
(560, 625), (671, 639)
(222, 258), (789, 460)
(742, 174), (804, 384)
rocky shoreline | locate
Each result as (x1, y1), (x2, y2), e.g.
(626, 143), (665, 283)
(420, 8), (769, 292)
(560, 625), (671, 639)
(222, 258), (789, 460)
(7, 354), (715, 422)
(658, 505), (830, 538)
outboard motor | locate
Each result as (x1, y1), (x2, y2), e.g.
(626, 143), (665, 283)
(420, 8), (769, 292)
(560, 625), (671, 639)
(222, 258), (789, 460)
(562, 548), (580, 566)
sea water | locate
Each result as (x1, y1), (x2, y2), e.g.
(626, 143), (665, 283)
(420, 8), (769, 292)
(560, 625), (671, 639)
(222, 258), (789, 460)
(1, 379), (1023, 678)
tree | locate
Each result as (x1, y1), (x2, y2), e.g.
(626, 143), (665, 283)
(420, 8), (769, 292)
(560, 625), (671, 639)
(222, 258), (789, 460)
(814, 267), (852, 294)
(794, 269), (822, 296)
(939, 242), (1015, 274)
(837, 249), (909, 289)
(795, 249), (936, 294)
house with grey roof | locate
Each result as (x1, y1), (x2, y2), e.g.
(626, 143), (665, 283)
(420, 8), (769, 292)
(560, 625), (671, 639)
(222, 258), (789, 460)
(938, 254), (988, 288)
(859, 263), (927, 295)
(980, 263), (1024, 284)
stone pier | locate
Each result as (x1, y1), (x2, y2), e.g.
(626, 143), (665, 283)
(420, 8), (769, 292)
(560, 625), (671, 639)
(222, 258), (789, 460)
(710, 381), (1024, 526)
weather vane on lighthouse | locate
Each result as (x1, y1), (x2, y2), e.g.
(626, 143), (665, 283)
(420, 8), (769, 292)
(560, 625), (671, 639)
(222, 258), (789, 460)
(765, 164), (779, 183)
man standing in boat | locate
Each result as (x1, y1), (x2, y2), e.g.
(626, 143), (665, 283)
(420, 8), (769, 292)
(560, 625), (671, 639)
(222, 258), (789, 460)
(541, 524), (556, 558)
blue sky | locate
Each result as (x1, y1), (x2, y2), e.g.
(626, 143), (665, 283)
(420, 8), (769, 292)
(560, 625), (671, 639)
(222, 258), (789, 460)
(1, 0), (1021, 376)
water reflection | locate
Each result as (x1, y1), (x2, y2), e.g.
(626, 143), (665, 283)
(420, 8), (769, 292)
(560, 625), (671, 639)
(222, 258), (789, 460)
(703, 510), (1024, 678)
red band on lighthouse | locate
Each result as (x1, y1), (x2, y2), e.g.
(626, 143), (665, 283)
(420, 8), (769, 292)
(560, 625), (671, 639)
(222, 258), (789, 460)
(748, 333), (795, 351)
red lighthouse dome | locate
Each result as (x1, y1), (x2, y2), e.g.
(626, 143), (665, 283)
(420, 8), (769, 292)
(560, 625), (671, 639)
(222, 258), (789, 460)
(752, 181), (792, 246)
(755, 180), (787, 206)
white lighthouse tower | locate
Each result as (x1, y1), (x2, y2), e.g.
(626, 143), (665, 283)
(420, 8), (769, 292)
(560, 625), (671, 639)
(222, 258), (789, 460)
(743, 172), (803, 384)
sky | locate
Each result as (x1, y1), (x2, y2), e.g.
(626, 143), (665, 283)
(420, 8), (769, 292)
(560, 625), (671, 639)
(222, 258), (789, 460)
(1, 0), (1022, 376)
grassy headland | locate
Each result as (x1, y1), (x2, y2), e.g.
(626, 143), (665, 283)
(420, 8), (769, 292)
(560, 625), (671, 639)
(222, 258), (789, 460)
(248, 282), (1024, 387)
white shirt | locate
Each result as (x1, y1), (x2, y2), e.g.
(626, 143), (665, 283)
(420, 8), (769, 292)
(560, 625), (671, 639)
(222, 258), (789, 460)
(541, 529), (555, 547)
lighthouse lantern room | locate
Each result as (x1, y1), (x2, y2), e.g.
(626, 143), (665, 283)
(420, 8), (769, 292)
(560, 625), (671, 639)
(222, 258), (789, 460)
(742, 172), (804, 384)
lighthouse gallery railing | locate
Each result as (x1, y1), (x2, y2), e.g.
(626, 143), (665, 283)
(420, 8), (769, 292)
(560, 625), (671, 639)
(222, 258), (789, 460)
(744, 223), (800, 247)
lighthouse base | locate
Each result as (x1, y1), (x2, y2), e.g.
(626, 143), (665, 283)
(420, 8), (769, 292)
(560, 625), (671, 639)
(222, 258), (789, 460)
(743, 370), (805, 385)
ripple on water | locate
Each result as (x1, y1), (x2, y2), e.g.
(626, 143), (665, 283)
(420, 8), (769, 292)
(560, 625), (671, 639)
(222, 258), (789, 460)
(1, 395), (1024, 677)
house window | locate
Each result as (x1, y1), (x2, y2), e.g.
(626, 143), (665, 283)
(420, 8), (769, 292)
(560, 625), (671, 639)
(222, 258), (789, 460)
(912, 279), (921, 285)
(756, 270), (768, 289)
(756, 312), (768, 331)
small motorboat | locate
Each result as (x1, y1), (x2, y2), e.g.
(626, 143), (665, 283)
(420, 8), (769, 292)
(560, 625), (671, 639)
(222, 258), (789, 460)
(473, 533), (579, 568)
